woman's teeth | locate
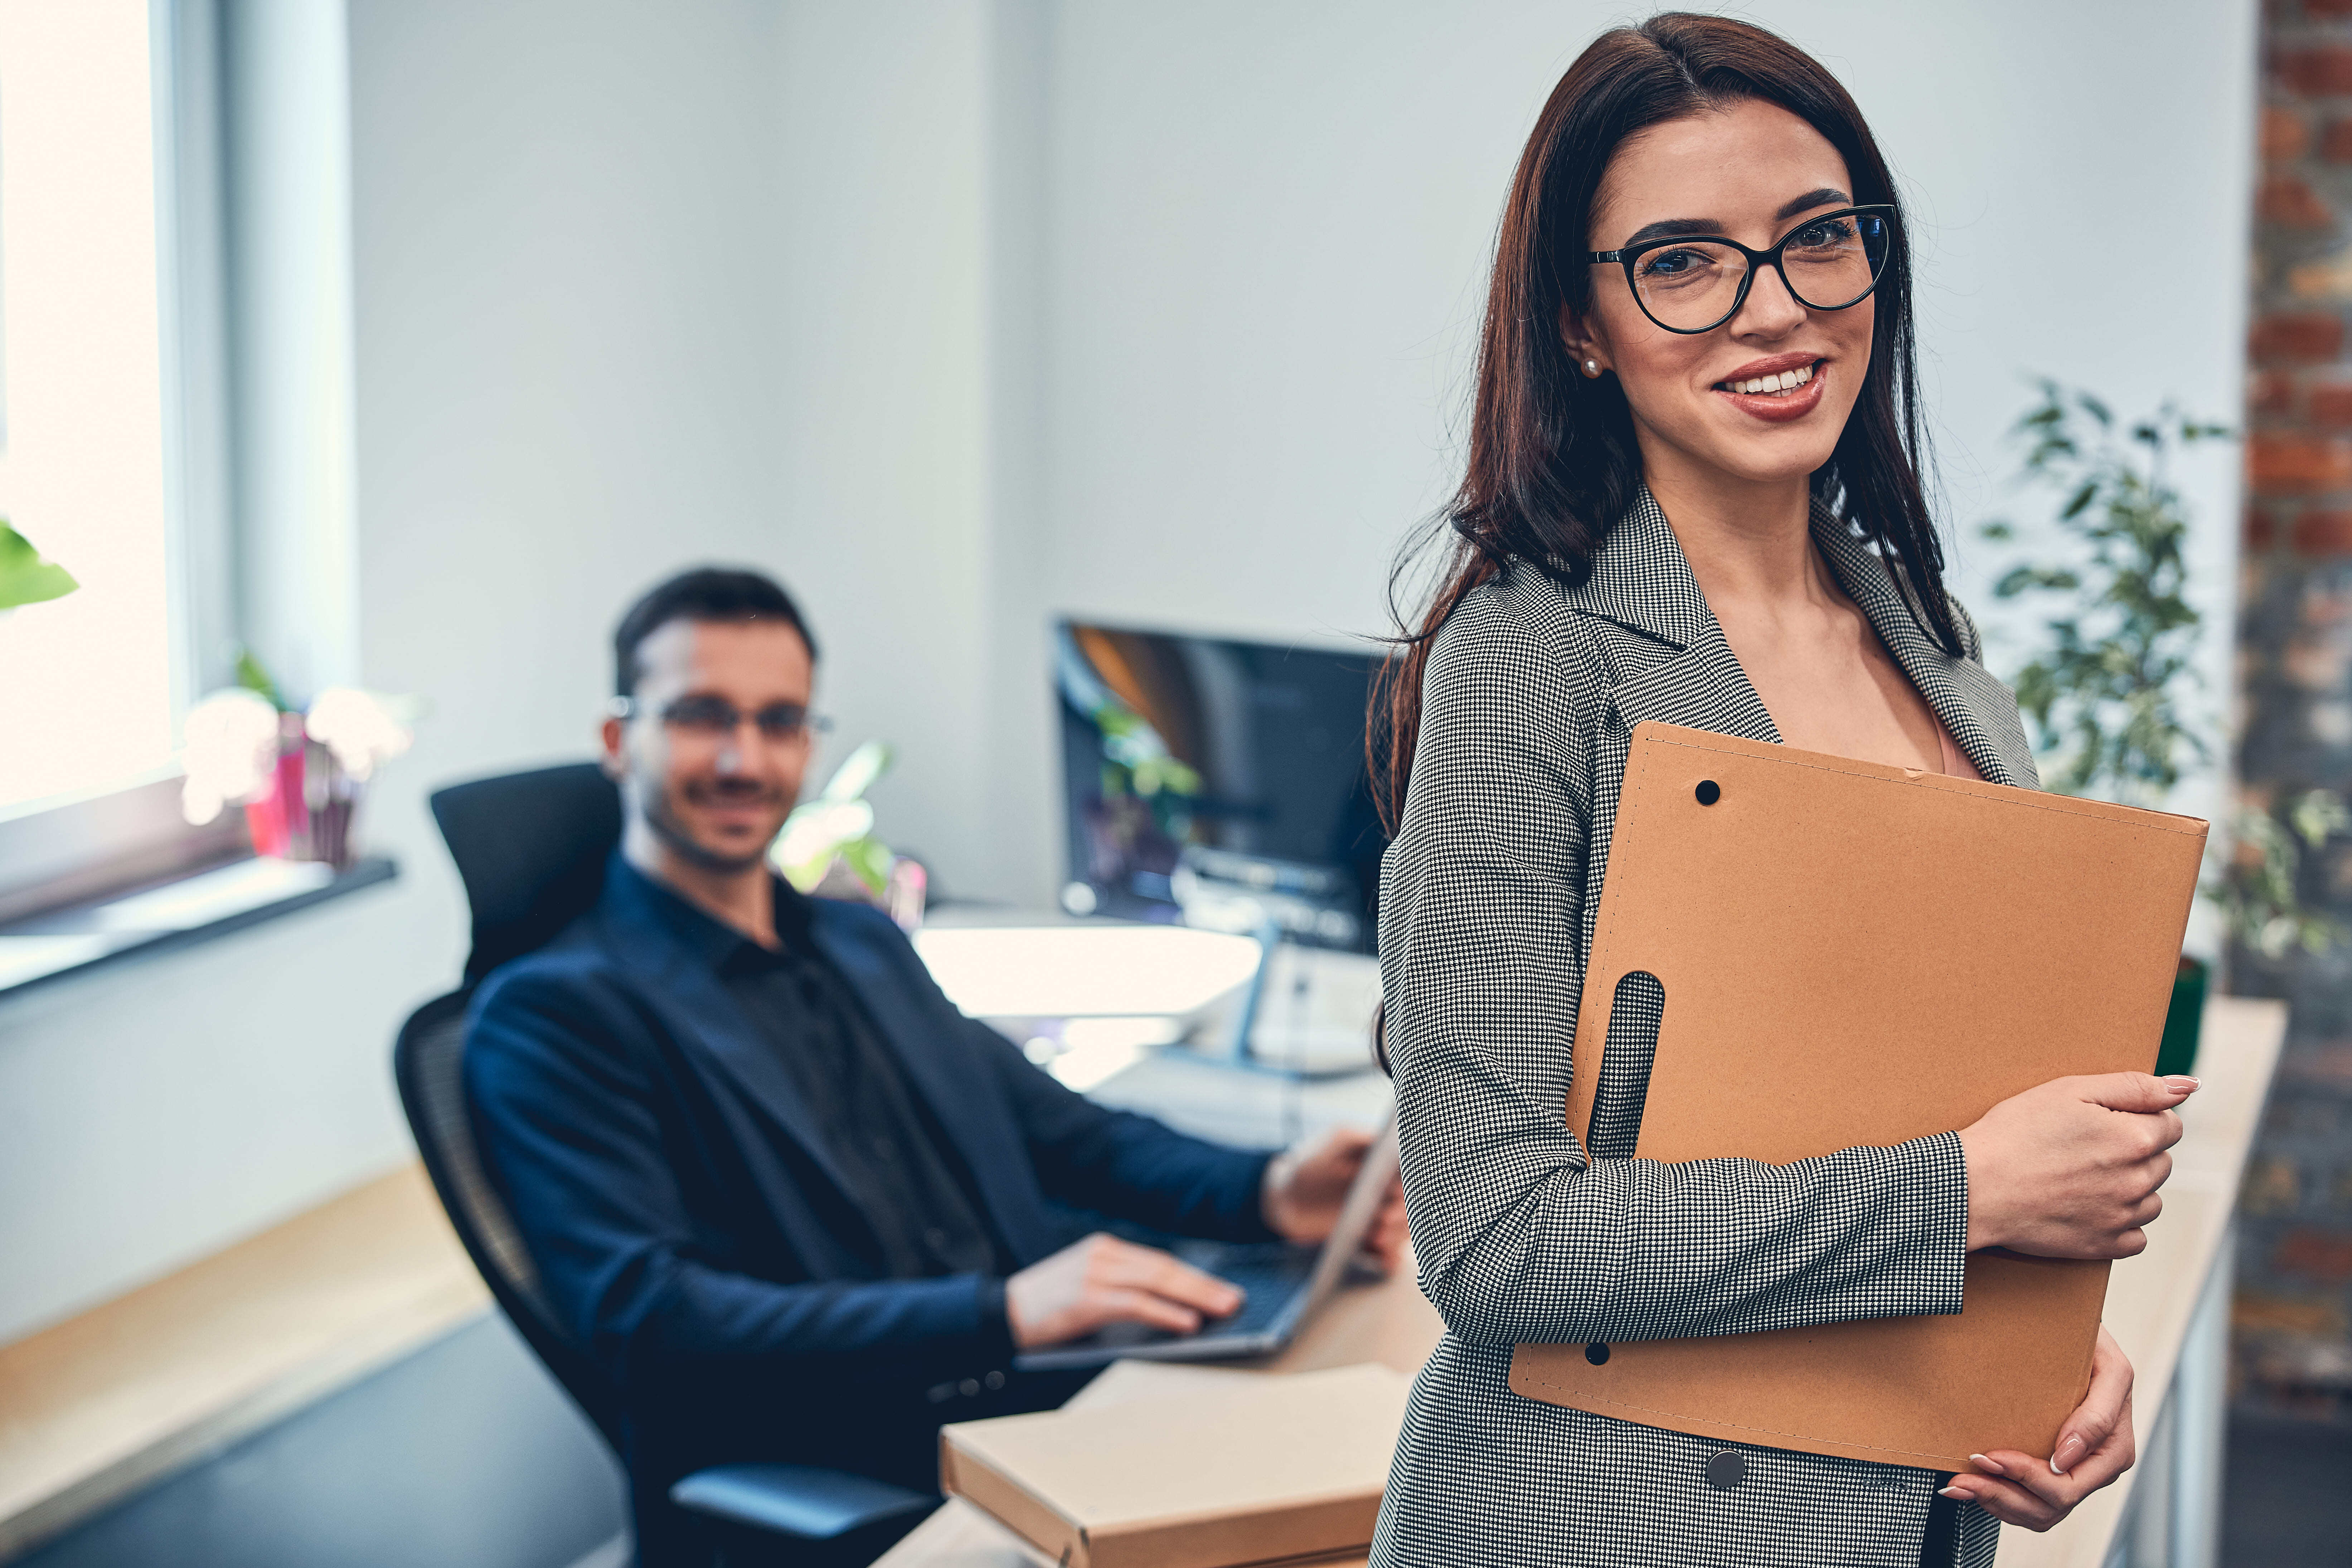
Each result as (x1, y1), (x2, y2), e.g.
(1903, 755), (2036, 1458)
(1721, 363), (1817, 396)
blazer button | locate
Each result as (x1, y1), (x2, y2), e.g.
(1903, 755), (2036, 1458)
(1704, 1451), (1747, 1491)
(960, 1378), (981, 1398)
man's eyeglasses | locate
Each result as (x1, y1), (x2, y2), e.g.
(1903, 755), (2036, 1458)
(1586, 204), (1896, 336)
(608, 694), (832, 743)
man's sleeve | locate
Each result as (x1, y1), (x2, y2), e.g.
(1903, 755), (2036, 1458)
(961, 1016), (1279, 1243)
(464, 964), (1015, 1401)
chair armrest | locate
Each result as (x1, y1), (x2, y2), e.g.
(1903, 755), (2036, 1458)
(669, 1463), (936, 1541)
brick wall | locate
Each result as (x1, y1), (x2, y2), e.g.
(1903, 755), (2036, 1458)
(2236, 0), (2352, 1423)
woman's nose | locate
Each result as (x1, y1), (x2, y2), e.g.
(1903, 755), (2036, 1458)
(1733, 262), (1808, 335)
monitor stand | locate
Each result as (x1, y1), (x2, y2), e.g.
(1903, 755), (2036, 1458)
(1221, 919), (1366, 1079)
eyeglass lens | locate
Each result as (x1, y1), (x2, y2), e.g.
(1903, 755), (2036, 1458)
(660, 695), (816, 740)
(1631, 211), (1890, 333)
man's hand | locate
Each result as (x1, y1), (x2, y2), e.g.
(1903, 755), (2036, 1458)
(1004, 1233), (1243, 1349)
(1943, 1326), (2136, 1530)
(1261, 1125), (1408, 1271)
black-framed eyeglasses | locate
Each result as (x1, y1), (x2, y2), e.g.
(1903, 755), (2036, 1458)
(609, 694), (833, 743)
(1586, 204), (1896, 336)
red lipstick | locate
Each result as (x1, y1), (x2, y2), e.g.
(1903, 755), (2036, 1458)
(1712, 354), (1828, 424)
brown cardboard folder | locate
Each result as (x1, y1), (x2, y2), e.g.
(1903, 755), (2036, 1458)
(1509, 722), (2207, 1471)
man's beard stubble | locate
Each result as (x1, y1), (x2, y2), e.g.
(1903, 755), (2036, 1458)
(639, 777), (787, 877)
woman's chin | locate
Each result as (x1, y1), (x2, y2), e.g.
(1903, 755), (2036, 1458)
(1670, 436), (1841, 491)
(1693, 411), (1849, 485)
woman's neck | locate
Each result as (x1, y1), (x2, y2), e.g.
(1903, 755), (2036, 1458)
(1640, 440), (1824, 615)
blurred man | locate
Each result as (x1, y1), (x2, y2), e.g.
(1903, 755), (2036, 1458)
(466, 567), (1403, 1568)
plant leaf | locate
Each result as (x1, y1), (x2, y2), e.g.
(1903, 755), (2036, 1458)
(0, 520), (79, 610)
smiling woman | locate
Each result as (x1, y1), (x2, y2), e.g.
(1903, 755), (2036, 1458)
(1366, 14), (2184, 1568)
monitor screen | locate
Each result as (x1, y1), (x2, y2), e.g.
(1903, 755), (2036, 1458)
(1054, 619), (1387, 951)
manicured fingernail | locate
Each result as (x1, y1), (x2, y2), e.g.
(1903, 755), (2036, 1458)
(2051, 1436), (2085, 1474)
(1969, 1453), (2007, 1476)
(1939, 1486), (1970, 1500)
(2164, 1076), (2199, 1092)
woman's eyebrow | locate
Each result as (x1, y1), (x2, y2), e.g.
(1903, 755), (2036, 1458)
(1617, 216), (1726, 249)
(1613, 188), (1855, 251)
(1775, 186), (1851, 219)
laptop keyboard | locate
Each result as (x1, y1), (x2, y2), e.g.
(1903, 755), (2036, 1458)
(1172, 1241), (1319, 1337)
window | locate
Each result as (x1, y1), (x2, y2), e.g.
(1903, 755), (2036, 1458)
(0, 0), (211, 821)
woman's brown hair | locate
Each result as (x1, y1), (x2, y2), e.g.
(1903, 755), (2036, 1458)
(1368, 12), (1956, 835)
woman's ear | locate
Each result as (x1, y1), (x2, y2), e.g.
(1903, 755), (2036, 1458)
(1559, 302), (1608, 379)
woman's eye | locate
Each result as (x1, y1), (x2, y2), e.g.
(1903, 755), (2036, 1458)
(1790, 219), (1856, 250)
(1639, 248), (1704, 278)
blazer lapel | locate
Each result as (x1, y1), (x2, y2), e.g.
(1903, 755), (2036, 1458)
(1560, 487), (1783, 744)
(1561, 487), (2037, 787)
(602, 885), (867, 1209)
(1810, 505), (2036, 788)
(805, 903), (1063, 1261)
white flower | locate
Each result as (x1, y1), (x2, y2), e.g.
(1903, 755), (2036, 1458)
(305, 687), (413, 781)
(182, 689), (282, 824)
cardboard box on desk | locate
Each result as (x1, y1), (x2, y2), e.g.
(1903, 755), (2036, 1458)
(939, 1361), (1408, 1568)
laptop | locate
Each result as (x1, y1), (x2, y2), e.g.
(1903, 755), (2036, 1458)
(1014, 1108), (1400, 1372)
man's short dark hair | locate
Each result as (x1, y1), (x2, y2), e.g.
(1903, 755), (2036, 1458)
(613, 567), (820, 698)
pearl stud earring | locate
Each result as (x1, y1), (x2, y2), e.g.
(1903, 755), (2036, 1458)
(1583, 358), (1602, 379)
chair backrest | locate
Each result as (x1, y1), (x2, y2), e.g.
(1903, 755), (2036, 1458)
(430, 761), (622, 985)
(394, 985), (628, 1450)
(397, 761), (631, 1451)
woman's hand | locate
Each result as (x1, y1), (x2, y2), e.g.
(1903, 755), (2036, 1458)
(1956, 1073), (2198, 1257)
(1945, 1327), (2135, 1529)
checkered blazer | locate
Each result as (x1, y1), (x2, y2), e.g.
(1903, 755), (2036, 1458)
(1369, 490), (2041, 1568)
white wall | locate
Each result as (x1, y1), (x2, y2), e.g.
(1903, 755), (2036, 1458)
(0, 0), (2256, 1341)
(1013, 0), (2256, 906)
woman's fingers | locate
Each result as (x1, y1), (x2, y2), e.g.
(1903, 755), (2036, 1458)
(1941, 1473), (2061, 1531)
(1959, 1402), (2136, 1524)
(1949, 1332), (2138, 1531)
(2055, 1331), (2135, 1476)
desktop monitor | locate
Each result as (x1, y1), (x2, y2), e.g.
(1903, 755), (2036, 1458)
(1054, 619), (1387, 952)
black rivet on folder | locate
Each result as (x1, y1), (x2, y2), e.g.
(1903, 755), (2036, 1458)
(1584, 1342), (1610, 1365)
(1705, 1451), (1747, 1491)
(1695, 780), (1721, 805)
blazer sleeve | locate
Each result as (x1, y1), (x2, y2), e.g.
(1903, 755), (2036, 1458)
(1380, 588), (1970, 1349)
(829, 896), (1279, 1244)
(465, 965), (1013, 1398)
(965, 1017), (1279, 1243)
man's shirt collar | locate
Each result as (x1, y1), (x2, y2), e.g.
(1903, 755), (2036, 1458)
(607, 853), (811, 974)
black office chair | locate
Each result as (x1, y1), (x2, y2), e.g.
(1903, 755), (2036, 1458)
(393, 762), (935, 1565)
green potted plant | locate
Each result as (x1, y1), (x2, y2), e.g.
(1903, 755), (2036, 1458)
(1981, 383), (2342, 1074)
